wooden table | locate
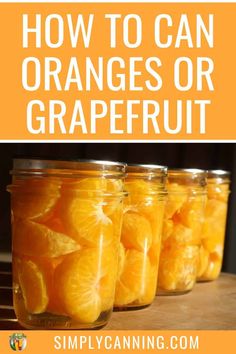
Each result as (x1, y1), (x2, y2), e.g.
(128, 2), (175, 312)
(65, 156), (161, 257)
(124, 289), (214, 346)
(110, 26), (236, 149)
(1, 261), (236, 330)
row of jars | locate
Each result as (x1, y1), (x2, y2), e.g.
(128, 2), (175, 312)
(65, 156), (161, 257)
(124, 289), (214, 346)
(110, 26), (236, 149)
(7, 159), (230, 329)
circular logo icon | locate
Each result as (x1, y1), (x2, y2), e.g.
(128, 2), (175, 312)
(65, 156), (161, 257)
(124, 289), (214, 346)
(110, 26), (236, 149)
(9, 334), (27, 351)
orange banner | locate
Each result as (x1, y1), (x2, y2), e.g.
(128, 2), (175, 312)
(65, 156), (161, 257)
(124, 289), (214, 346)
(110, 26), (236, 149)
(0, 330), (236, 354)
(0, 3), (236, 140)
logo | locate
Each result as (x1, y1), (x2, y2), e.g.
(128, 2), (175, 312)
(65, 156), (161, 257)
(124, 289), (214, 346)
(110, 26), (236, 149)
(9, 333), (27, 351)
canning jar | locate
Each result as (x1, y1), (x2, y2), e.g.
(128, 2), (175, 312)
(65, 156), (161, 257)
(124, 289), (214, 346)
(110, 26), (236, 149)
(114, 164), (167, 309)
(197, 170), (230, 281)
(157, 169), (207, 295)
(7, 158), (126, 329)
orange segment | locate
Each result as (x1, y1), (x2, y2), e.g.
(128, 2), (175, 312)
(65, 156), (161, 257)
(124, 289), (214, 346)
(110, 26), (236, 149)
(162, 219), (174, 242)
(165, 184), (188, 219)
(11, 178), (61, 221)
(13, 220), (80, 258)
(117, 242), (126, 279)
(18, 259), (49, 314)
(54, 248), (115, 323)
(168, 224), (195, 246)
(201, 257), (222, 280)
(61, 198), (114, 247)
(158, 245), (199, 291)
(114, 249), (152, 306)
(62, 177), (107, 193)
(197, 246), (209, 278)
(103, 179), (123, 216)
(121, 212), (152, 252)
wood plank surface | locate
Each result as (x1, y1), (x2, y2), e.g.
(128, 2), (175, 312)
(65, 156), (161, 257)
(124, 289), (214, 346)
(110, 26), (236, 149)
(1, 266), (236, 330)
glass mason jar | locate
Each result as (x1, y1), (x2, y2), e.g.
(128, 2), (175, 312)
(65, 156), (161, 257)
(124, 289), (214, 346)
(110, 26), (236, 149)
(114, 164), (167, 310)
(197, 170), (230, 281)
(157, 169), (207, 295)
(7, 158), (126, 329)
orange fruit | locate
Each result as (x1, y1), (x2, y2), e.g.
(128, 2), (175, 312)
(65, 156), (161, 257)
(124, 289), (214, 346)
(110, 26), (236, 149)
(117, 242), (126, 279)
(201, 258), (222, 280)
(158, 245), (198, 291)
(165, 184), (188, 219)
(168, 224), (196, 246)
(61, 197), (114, 247)
(11, 178), (61, 221)
(62, 177), (107, 192)
(103, 179), (123, 216)
(205, 199), (227, 221)
(54, 248), (115, 323)
(207, 182), (229, 202)
(162, 219), (174, 242)
(137, 264), (157, 304)
(148, 242), (161, 266)
(178, 195), (205, 231)
(121, 212), (153, 252)
(13, 220), (80, 258)
(114, 249), (152, 306)
(197, 246), (209, 278)
(18, 258), (49, 314)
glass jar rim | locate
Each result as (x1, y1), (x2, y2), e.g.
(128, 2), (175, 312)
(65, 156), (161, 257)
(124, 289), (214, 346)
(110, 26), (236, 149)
(168, 168), (206, 176)
(10, 158), (126, 177)
(126, 163), (167, 175)
(207, 169), (230, 178)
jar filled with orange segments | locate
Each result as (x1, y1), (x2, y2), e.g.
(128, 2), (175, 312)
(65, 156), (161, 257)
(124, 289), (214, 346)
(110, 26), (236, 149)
(197, 170), (230, 281)
(114, 164), (167, 310)
(8, 158), (126, 329)
(157, 169), (207, 295)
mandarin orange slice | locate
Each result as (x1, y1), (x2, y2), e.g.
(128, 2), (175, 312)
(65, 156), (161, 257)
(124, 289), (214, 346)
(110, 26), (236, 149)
(62, 177), (107, 193)
(197, 246), (209, 278)
(11, 178), (61, 221)
(61, 197), (114, 247)
(121, 212), (152, 252)
(158, 245), (198, 291)
(201, 258), (221, 280)
(115, 249), (151, 306)
(165, 184), (188, 219)
(54, 248), (114, 323)
(13, 220), (80, 258)
(18, 259), (49, 314)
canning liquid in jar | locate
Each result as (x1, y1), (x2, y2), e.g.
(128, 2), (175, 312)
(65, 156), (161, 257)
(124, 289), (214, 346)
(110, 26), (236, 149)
(157, 169), (207, 295)
(197, 170), (230, 281)
(8, 159), (126, 329)
(114, 164), (167, 310)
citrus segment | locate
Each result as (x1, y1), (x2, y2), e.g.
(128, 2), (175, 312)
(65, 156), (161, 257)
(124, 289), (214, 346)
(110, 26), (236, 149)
(18, 259), (49, 314)
(114, 249), (152, 306)
(165, 184), (188, 219)
(158, 245), (198, 291)
(11, 178), (61, 220)
(13, 220), (80, 257)
(54, 248), (114, 323)
(197, 246), (209, 278)
(62, 177), (107, 193)
(121, 212), (152, 252)
(61, 198), (114, 247)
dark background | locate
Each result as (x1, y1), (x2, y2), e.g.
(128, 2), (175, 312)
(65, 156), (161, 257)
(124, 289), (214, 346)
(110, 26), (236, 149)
(1, 143), (235, 274)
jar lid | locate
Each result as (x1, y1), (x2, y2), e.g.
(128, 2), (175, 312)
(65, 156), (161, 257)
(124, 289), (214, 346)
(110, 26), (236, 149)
(11, 158), (126, 178)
